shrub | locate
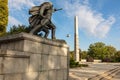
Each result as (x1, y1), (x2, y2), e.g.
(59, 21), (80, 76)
(102, 58), (111, 62)
(70, 59), (88, 68)
(86, 56), (94, 62)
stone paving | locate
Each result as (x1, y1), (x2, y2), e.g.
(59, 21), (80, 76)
(69, 63), (120, 80)
(113, 68), (120, 80)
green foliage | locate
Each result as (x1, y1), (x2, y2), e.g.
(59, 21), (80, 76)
(70, 50), (88, 60)
(69, 51), (88, 68)
(0, 25), (30, 37)
(88, 42), (117, 62)
(70, 51), (74, 60)
(7, 25), (29, 35)
(70, 59), (79, 68)
(70, 59), (88, 68)
(0, 0), (8, 36)
(104, 46), (116, 58)
(70, 42), (119, 62)
(88, 42), (106, 59)
(81, 51), (88, 59)
(114, 51), (120, 62)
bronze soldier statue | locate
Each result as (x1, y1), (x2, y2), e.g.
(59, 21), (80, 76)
(29, 2), (62, 39)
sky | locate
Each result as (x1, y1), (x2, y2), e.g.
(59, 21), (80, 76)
(8, 0), (120, 51)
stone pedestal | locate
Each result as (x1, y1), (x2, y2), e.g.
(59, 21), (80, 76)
(0, 32), (69, 80)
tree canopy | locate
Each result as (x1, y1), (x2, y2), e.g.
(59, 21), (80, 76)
(88, 42), (117, 60)
(88, 42), (105, 59)
(0, 0), (8, 35)
(7, 25), (29, 34)
(114, 51), (120, 62)
(80, 51), (88, 59)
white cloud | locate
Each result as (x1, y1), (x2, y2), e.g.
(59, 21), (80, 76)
(94, 16), (115, 37)
(8, 16), (22, 26)
(8, 0), (49, 10)
(60, 0), (115, 38)
(8, 0), (49, 28)
(8, 0), (35, 10)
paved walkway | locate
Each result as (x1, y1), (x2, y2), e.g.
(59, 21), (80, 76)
(69, 63), (120, 80)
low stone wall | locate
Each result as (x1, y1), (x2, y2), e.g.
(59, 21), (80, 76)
(94, 59), (102, 63)
(81, 59), (87, 62)
(0, 32), (69, 80)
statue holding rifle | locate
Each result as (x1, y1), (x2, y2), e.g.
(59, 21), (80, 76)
(29, 2), (62, 39)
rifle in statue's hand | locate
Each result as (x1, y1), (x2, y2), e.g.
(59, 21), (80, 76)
(54, 8), (62, 12)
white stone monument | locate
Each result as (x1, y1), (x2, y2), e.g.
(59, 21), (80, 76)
(74, 16), (79, 62)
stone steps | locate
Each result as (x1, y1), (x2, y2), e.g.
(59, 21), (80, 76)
(88, 66), (120, 80)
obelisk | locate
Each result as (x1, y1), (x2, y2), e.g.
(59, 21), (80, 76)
(74, 16), (79, 62)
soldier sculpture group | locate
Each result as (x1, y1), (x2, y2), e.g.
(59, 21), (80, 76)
(29, 2), (62, 39)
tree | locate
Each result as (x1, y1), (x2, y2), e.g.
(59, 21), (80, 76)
(115, 51), (120, 58)
(88, 42), (117, 60)
(102, 45), (117, 62)
(0, 0), (8, 36)
(114, 51), (120, 62)
(81, 51), (88, 59)
(70, 51), (74, 60)
(0, 25), (30, 37)
(88, 42), (106, 59)
(7, 25), (29, 34)
(104, 46), (116, 58)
